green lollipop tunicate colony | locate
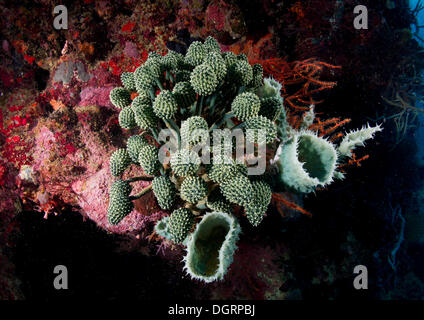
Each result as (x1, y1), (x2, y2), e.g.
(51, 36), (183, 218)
(104, 36), (381, 283)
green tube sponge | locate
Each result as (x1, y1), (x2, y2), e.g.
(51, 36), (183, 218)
(274, 130), (338, 193)
(154, 216), (173, 240)
(245, 115), (277, 144)
(259, 96), (283, 121)
(152, 175), (176, 210)
(180, 116), (209, 146)
(153, 90), (178, 120)
(258, 77), (282, 99)
(206, 189), (232, 213)
(170, 149), (201, 177)
(207, 156), (238, 184)
(204, 51), (227, 82)
(168, 208), (195, 243)
(121, 72), (136, 91)
(126, 135), (148, 163)
(184, 41), (207, 67)
(138, 144), (160, 175)
(190, 64), (218, 96)
(110, 148), (131, 177)
(204, 36), (221, 53)
(338, 124), (382, 157)
(107, 193), (134, 225)
(134, 65), (156, 92)
(118, 107), (137, 129)
(131, 96), (158, 130)
(110, 87), (132, 109)
(231, 92), (261, 121)
(180, 176), (208, 204)
(172, 82), (197, 109)
(183, 211), (241, 282)
(220, 173), (254, 206)
(244, 180), (272, 227)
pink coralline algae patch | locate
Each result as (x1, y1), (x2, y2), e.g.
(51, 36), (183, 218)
(79, 85), (115, 108)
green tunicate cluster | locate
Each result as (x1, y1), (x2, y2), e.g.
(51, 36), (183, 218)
(168, 208), (195, 243)
(102, 34), (381, 284)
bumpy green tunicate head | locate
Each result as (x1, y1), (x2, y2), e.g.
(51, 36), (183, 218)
(190, 64), (218, 96)
(152, 175), (176, 210)
(204, 51), (227, 82)
(134, 65), (156, 92)
(153, 90), (178, 120)
(245, 115), (277, 144)
(244, 180), (272, 227)
(161, 51), (179, 71)
(144, 52), (163, 77)
(229, 60), (253, 86)
(206, 188), (232, 213)
(118, 107), (137, 129)
(180, 176), (208, 204)
(231, 92), (261, 121)
(107, 193), (134, 225)
(259, 96), (283, 121)
(138, 144), (160, 175)
(184, 41), (207, 67)
(109, 179), (132, 198)
(172, 82), (197, 109)
(222, 51), (237, 68)
(251, 64), (263, 88)
(121, 72), (136, 91)
(110, 148), (131, 177)
(204, 36), (221, 53)
(207, 156), (238, 184)
(110, 87), (132, 109)
(220, 173), (254, 206)
(180, 116), (209, 146)
(168, 208), (195, 243)
(170, 149), (201, 177)
(131, 96), (158, 129)
(126, 135), (148, 163)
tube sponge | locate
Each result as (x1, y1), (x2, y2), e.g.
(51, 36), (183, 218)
(338, 124), (383, 157)
(183, 211), (241, 283)
(275, 131), (338, 193)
